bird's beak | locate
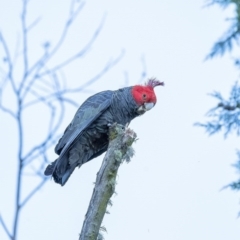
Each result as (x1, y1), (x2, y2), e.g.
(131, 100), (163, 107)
(144, 102), (154, 111)
(137, 102), (155, 114)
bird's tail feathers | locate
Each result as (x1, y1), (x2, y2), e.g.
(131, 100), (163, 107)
(44, 159), (57, 176)
(44, 153), (78, 186)
(51, 162), (79, 186)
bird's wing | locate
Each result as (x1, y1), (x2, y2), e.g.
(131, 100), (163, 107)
(55, 90), (113, 158)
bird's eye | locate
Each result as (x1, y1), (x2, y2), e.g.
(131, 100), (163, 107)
(143, 94), (146, 99)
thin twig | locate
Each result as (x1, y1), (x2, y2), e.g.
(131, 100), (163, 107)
(22, 50), (124, 109)
(35, 13), (106, 79)
(24, 1), (85, 82)
(20, 178), (48, 208)
(0, 32), (17, 93)
(26, 16), (41, 32)
(12, 110), (24, 239)
(23, 134), (60, 166)
(22, 93), (65, 165)
(0, 105), (17, 118)
(0, 214), (13, 240)
(21, 0), (29, 80)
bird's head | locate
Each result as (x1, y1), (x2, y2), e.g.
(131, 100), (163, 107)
(132, 78), (164, 114)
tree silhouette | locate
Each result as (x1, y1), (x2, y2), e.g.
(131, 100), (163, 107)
(0, 0), (123, 239)
(198, 0), (240, 194)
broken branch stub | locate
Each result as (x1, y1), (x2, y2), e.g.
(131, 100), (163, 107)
(79, 124), (137, 240)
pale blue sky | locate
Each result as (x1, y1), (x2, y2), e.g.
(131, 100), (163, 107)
(0, 0), (239, 239)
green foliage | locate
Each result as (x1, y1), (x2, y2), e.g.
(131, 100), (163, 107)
(196, 82), (240, 137)
(206, 0), (240, 59)
(207, 0), (238, 9)
(228, 152), (240, 190)
(198, 83), (240, 190)
(199, 0), (240, 192)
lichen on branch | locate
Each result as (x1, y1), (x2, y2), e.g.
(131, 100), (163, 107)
(79, 123), (137, 240)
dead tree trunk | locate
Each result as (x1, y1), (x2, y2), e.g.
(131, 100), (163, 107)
(79, 124), (137, 240)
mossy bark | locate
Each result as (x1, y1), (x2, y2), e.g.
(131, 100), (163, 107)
(79, 124), (137, 240)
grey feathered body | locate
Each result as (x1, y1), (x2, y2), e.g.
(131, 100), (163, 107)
(44, 87), (140, 186)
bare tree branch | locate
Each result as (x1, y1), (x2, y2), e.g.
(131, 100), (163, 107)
(20, 178), (48, 208)
(23, 134), (60, 166)
(65, 50), (125, 94)
(23, 1), (85, 81)
(22, 50), (124, 109)
(20, 11), (105, 101)
(0, 104), (16, 118)
(0, 214), (13, 240)
(21, 0), (29, 79)
(0, 32), (16, 93)
(0, 0), (123, 239)
(19, 3), (89, 99)
(67, 0), (86, 26)
(26, 16), (41, 32)
(22, 95), (65, 165)
(79, 124), (137, 240)
(36, 14), (106, 79)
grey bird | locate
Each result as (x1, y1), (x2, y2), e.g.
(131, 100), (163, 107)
(44, 78), (163, 186)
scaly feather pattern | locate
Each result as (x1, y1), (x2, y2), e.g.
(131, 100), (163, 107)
(44, 79), (163, 186)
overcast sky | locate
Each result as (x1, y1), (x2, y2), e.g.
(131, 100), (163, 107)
(0, 0), (240, 240)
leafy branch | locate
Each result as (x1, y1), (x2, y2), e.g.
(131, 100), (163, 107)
(206, 0), (240, 59)
(196, 82), (240, 136)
